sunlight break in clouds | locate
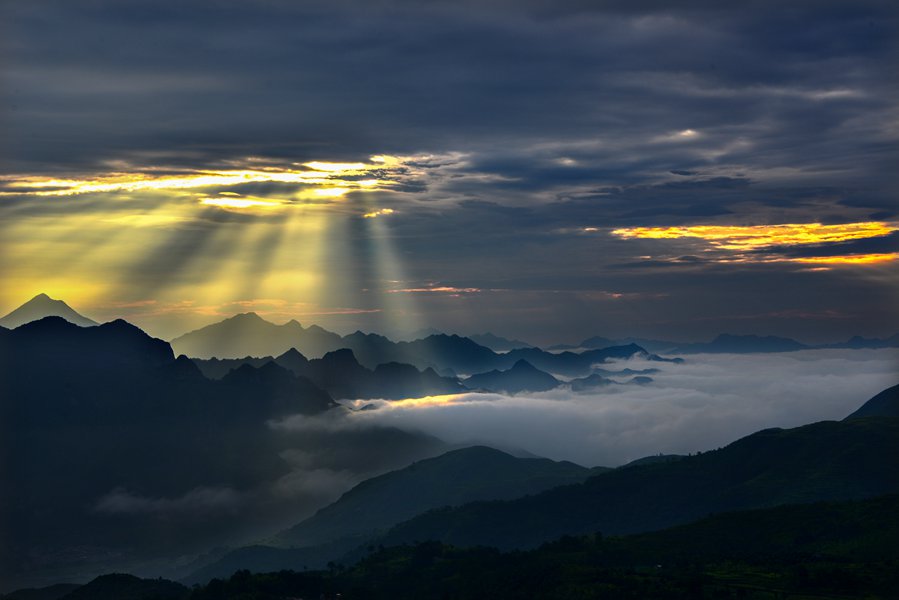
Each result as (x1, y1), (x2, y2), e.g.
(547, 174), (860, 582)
(342, 349), (899, 468)
(612, 222), (899, 265)
(0, 157), (403, 199)
(611, 222), (897, 250)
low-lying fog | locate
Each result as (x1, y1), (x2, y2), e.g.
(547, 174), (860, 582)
(290, 348), (899, 467)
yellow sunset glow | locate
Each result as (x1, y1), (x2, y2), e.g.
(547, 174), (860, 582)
(384, 394), (470, 408)
(611, 222), (896, 250)
(200, 197), (284, 209)
(791, 253), (898, 265)
(363, 208), (395, 218)
(0, 157), (401, 198)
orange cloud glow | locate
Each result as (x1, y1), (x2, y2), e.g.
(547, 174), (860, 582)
(0, 157), (402, 198)
(790, 253), (898, 265)
(611, 222), (896, 250)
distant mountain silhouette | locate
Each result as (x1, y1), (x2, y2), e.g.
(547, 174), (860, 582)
(0, 583), (80, 600)
(186, 446), (605, 581)
(463, 360), (560, 394)
(672, 333), (809, 354)
(844, 382), (899, 419)
(467, 332), (533, 352)
(553, 332), (899, 354)
(193, 348), (464, 400)
(170, 312), (342, 359)
(550, 336), (680, 353)
(569, 373), (613, 391)
(376, 415), (899, 551)
(57, 574), (186, 600)
(823, 333), (899, 349)
(169, 314), (671, 376)
(0, 293), (98, 329)
(494, 343), (678, 377)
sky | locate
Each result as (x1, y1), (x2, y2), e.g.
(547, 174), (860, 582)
(1, 0), (897, 343)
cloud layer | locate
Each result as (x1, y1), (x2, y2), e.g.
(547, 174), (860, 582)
(342, 349), (899, 466)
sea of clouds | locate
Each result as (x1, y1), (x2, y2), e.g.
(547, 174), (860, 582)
(323, 348), (899, 467)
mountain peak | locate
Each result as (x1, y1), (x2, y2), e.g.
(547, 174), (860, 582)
(0, 293), (98, 329)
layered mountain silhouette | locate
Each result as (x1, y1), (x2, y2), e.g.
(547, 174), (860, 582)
(0, 316), (444, 590)
(467, 332), (533, 352)
(0, 293), (98, 329)
(18, 494), (898, 600)
(179, 384), (899, 582)
(169, 313), (670, 376)
(568, 373), (614, 391)
(277, 446), (600, 547)
(375, 414), (899, 551)
(672, 333), (809, 354)
(186, 446), (607, 582)
(556, 331), (899, 354)
(193, 348), (464, 400)
(56, 574), (186, 600)
(462, 360), (560, 394)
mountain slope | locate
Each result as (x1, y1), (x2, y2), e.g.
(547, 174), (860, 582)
(672, 333), (808, 354)
(467, 333), (533, 352)
(170, 313), (342, 359)
(192, 348), (464, 400)
(376, 416), (899, 550)
(844, 382), (899, 419)
(185, 447), (605, 582)
(175, 494), (899, 599)
(169, 313), (667, 376)
(275, 446), (595, 548)
(0, 316), (345, 590)
(0, 293), (98, 329)
(463, 360), (560, 394)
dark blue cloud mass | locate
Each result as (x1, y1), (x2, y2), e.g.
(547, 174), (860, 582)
(0, 0), (896, 342)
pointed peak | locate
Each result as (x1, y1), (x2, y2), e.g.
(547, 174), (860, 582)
(223, 312), (272, 325)
(277, 347), (308, 361)
(323, 347), (358, 360)
(1, 293), (98, 328)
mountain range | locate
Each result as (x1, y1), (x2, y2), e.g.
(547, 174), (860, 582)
(2, 293), (897, 593)
(181, 382), (899, 583)
(374, 415), (899, 551)
(0, 316), (445, 590)
(554, 332), (899, 354)
(186, 447), (608, 582)
(10, 493), (899, 599)
(193, 348), (464, 400)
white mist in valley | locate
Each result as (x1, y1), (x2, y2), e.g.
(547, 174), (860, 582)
(337, 349), (899, 467)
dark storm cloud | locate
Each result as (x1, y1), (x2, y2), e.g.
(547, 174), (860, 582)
(1, 0), (896, 341)
(2, 0), (895, 181)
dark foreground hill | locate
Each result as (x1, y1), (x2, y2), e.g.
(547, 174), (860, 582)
(26, 495), (895, 600)
(276, 446), (597, 548)
(0, 317), (444, 590)
(185, 447), (606, 582)
(845, 382), (899, 419)
(375, 416), (899, 551)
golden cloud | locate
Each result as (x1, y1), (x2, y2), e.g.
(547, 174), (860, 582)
(611, 222), (896, 250)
